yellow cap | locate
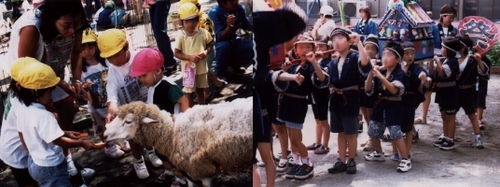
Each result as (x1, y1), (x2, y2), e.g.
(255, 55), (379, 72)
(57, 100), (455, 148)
(179, 0), (198, 6)
(97, 29), (127, 58)
(82, 28), (98, 44)
(10, 57), (39, 81)
(179, 3), (199, 20)
(17, 61), (60, 90)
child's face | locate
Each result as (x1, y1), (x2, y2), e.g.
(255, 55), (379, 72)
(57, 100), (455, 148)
(182, 18), (199, 32)
(294, 43), (314, 60)
(137, 70), (160, 87)
(332, 35), (350, 52)
(440, 44), (447, 57)
(316, 44), (329, 52)
(403, 49), (415, 64)
(382, 49), (400, 68)
(442, 15), (455, 26)
(364, 43), (378, 59)
(82, 43), (96, 60)
(107, 49), (128, 67)
(221, 0), (239, 12)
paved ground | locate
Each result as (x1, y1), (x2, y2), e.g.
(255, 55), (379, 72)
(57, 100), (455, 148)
(257, 74), (500, 187)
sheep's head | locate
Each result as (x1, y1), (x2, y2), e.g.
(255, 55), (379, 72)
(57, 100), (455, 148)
(103, 101), (169, 142)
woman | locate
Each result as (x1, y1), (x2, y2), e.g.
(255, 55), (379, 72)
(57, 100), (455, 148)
(6, 0), (93, 185)
(353, 6), (378, 42)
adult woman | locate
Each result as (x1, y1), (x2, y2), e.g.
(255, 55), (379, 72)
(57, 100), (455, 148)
(353, 6), (378, 42)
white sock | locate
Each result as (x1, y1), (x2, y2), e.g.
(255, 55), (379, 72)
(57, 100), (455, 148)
(291, 152), (299, 164)
(146, 148), (155, 155)
(164, 169), (174, 176)
(67, 154), (78, 176)
(300, 157), (310, 166)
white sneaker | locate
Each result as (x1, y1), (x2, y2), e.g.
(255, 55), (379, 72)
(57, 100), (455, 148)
(79, 168), (95, 179)
(276, 158), (289, 172)
(146, 149), (163, 168)
(117, 140), (131, 152)
(105, 144), (125, 158)
(397, 159), (412, 172)
(133, 156), (150, 179)
(364, 151), (385, 162)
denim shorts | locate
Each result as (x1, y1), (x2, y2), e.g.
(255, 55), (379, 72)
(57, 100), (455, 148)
(28, 156), (70, 187)
(367, 120), (404, 140)
(279, 119), (304, 130)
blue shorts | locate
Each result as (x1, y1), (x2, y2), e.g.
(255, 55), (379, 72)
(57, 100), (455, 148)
(279, 119), (303, 130)
(367, 121), (404, 140)
(28, 156), (70, 187)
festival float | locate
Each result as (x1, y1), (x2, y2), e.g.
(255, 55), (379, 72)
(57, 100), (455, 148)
(378, 0), (435, 61)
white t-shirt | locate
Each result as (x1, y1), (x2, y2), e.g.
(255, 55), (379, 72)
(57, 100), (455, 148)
(0, 94), (29, 169)
(82, 62), (110, 117)
(106, 51), (148, 106)
(317, 19), (336, 37)
(6, 9), (69, 102)
(16, 103), (65, 167)
(443, 27), (449, 37)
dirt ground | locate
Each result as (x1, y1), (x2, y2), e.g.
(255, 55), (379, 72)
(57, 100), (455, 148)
(0, 66), (253, 187)
(256, 74), (500, 187)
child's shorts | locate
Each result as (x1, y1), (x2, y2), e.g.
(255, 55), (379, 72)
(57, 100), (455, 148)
(279, 119), (303, 130)
(182, 73), (209, 93)
(367, 120), (404, 140)
(400, 121), (413, 133)
(10, 166), (36, 187)
(330, 114), (358, 135)
(28, 156), (70, 187)
(457, 89), (476, 115)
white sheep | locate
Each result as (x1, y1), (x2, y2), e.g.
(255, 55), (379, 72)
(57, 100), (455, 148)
(103, 97), (253, 187)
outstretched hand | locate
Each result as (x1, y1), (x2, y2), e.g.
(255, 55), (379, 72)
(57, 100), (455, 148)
(295, 73), (304, 85)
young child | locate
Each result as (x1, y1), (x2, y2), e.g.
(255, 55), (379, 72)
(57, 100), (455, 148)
(390, 42), (430, 161)
(364, 41), (411, 172)
(130, 48), (190, 186)
(0, 57), (39, 187)
(455, 35), (488, 149)
(97, 29), (163, 179)
(359, 34), (379, 152)
(476, 55), (491, 129)
(110, 1), (130, 27)
(15, 60), (101, 187)
(174, 2), (214, 106)
(430, 37), (461, 150)
(315, 28), (370, 175)
(306, 34), (331, 155)
(272, 33), (325, 180)
(80, 28), (130, 158)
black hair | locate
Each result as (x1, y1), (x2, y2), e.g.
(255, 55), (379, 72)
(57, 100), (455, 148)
(457, 34), (473, 55)
(9, 80), (19, 98)
(115, 1), (124, 8)
(17, 86), (55, 107)
(315, 35), (329, 43)
(216, 0), (230, 6)
(439, 4), (457, 23)
(383, 41), (404, 59)
(82, 42), (107, 72)
(37, 0), (89, 43)
(441, 37), (462, 58)
(364, 35), (379, 52)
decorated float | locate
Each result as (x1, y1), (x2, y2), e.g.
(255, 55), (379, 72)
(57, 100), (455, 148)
(378, 0), (435, 61)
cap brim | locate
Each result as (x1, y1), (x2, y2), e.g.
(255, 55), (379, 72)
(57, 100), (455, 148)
(100, 47), (122, 58)
(48, 77), (61, 88)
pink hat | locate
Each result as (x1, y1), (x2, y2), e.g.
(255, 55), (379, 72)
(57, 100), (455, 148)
(130, 48), (164, 77)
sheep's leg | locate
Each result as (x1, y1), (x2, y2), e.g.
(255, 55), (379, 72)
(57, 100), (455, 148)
(201, 178), (212, 187)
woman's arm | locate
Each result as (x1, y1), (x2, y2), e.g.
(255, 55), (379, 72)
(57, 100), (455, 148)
(17, 26), (40, 58)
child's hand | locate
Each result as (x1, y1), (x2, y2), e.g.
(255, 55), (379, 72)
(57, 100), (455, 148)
(370, 59), (378, 66)
(190, 55), (201, 63)
(331, 52), (339, 59)
(197, 51), (207, 60)
(305, 52), (317, 62)
(350, 33), (360, 44)
(372, 66), (383, 79)
(64, 131), (86, 139)
(433, 55), (440, 63)
(418, 72), (427, 81)
(106, 103), (118, 124)
(473, 53), (482, 63)
(226, 14), (236, 28)
(81, 140), (96, 150)
(295, 73), (304, 85)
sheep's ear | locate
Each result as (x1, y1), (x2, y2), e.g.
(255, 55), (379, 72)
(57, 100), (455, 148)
(142, 117), (158, 124)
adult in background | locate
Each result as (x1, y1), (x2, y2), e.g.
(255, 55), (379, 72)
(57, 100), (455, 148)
(84, 0), (101, 21)
(352, 6), (378, 42)
(6, 0), (94, 186)
(311, 5), (336, 39)
(208, 0), (253, 79)
(148, 0), (178, 76)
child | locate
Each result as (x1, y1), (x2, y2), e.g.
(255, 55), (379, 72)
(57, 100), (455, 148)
(0, 57), (39, 187)
(272, 32), (326, 180)
(315, 28), (370, 175)
(416, 4), (458, 124)
(80, 28), (130, 158)
(390, 42), (430, 161)
(306, 34), (331, 155)
(110, 1), (130, 27)
(15, 60), (101, 187)
(364, 41), (411, 172)
(97, 1), (114, 27)
(174, 2), (214, 106)
(130, 48), (190, 186)
(359, 34), (379, 152)
(476, 55), (491, 129)
(456, 35), (488, 149)
(97, 29), (163, 179)
(430, 37), (461, 150)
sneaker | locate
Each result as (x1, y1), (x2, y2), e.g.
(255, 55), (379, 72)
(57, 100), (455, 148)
(327, 158), (346, 174)
(294, 164), (314, 180)
(117, 140), (131, 152)
(276, 158), (289, 172)
(412, 129), (419, 143)
(155, 169), (175, 183)
(439, 139), (456, 151)
(364, 151), (385, 162)
(397, 159), (412, 172)
(285, 164), (300, 179)
(433, 137), (446, 147)
(363, 140), (375, 152)
(390, 153), (400, 161)
(475, 134), (484, 149)
(133, 156), (150, 179)
(314, 145), (330, 155)
(346, 159), (356, 174)
(105, 144), (125, 158)
(79, 168), (95, 179)
(146, 149), (163, 168)
(358, 122), (363, 133)
(306, 143), (321, 151)
(67, 159), (95, 180)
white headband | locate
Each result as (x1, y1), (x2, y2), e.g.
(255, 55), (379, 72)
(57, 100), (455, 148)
(404, 47), (415, 51)
(385, 48), (401, 59)
(364, 41), (379, 50)
(440, 13), (454, 17)
(459, 40), (468, 48)
(315, 41), (328, 45)
(442, 43), (459, 54)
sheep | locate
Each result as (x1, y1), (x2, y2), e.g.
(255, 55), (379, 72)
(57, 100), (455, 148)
(103, 97), (253, 187)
